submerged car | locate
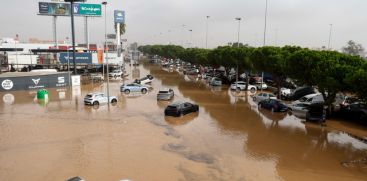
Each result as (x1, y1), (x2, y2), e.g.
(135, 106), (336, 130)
(255, 82), (268, 90)
(284, 86), (315, 100)
(164, 102), (199, 117)
(84, 92), (118, 106)
(230, 81), (257, 92)
(157, 88), (174, 101)
(109, 69), (124, 78)
(306, 102), (326, 123)
(120, 83), (149, 94)
(340, 102), (367, 121)
(134, 75), (154, 84)
(253, 92), (276, 102)
(258, 99), (288, 112)
(210, 77), (222, 86)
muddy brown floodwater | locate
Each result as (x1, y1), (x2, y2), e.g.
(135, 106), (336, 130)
(0, 61), (367, 181)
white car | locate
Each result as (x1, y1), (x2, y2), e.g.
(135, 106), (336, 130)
(280, 87), (291, 97)
(109, 70), (124, 78)
(253, 92), (276, 102)
(84, 93), (118, 106)
(134, 75), (154, 84)
(230, 81), (257, 92)
(255, 83), (268, 90)
(292, 93), (324, 105)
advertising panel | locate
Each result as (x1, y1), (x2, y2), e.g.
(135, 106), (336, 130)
(114, 10), (125, 23)
(0, 73), (70, 92)
(38, 2), (101, 17)
(59, 52), (92, 64)
(79, 4), (102, 16)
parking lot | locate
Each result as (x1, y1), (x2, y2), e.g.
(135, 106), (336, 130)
(0, 62), (366, 181)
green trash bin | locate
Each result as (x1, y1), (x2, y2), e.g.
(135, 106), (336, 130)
(37, 89), (49, 100)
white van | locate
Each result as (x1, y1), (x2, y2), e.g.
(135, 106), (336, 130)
(292, 93), (324, 105)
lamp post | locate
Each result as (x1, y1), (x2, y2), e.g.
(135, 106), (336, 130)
(102, 1), (110, 107)
(65, 0), (84, 74)
(235, 17), (241, 89)
(206, 16), (210, 49)
(261, 0), (269, 92)
(328, 24), (333, 50)
(263, 0), (268, 46)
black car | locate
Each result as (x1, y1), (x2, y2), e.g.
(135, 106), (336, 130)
(164, 102), (199, 117)
(284, 86), (315, 100)
(306, 102), (326, 123)
(340, 102), (367, 121)
(258, 99), (288, 112)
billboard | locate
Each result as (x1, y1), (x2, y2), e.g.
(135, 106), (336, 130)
(59, 53), (92, 64)
(114, 10), (125, 23)
(0, 72), (69, 92)
(38, 2), (101, 16)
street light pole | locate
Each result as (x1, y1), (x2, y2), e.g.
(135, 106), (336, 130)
(328, 24), (333, 50)
(206, 16), (210, 49)
(102, 1), (110, 107)
(65, 0), (82, 75)
(235, 17), (241, 89)
(263, 0), (268, 46)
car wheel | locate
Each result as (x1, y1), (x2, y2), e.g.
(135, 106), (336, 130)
(236, 87), (241, 92)
(93, 101), (99, 106)
(111, 99), (117, 104)
(141, 88), (147, 94)
(258, 103), (262, 109)
(124, 89), (130, 94)
(250, 87), (256, 92)
(114, 75), (117, 78)
(196, 106), (199, 112)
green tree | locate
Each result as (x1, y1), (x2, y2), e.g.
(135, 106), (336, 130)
(342, 40), (365, 57)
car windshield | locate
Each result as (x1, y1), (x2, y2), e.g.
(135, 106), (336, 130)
(85, 95), (93, 98)
(159, 91), (168, 93)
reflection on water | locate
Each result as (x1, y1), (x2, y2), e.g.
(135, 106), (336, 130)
(164, 112), (199, 126)
(0, 62), (366, 181)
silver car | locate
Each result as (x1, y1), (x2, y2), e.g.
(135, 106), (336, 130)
(84, 92), (118, 106)
(157, 88), (174, 101)
(253, 92), (276, 102)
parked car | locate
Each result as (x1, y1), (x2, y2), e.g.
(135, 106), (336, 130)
(164, 102), (199, 117)
(253, 92), (276, 102)
(340, 102), (367, 121)
(258, 99), (288, 112)
(288, 103), (311, 118)
(210, 77), (222, 86)
(284, 86), (315, 100)
(255, 82), (268, 90)
(134, 75), (154, 84)
(84, 92), (118, 106)
(157, 88), (174, 101)
(230, 81), (257, 92)
(292, 93), (324, 105)
(306, 102), (326, 123)
(280, 87), (291, 98)
(120, 83), (149, 94)
(109, 69), (124, 78)
(89, 73), (104, 82)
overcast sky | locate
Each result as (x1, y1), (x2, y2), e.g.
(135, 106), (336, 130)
(1, 0), (367, 50)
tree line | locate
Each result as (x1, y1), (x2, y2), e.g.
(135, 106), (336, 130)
(138, 44), (367, 104)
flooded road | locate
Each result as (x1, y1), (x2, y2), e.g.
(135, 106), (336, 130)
(0, 61), (367, 181)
